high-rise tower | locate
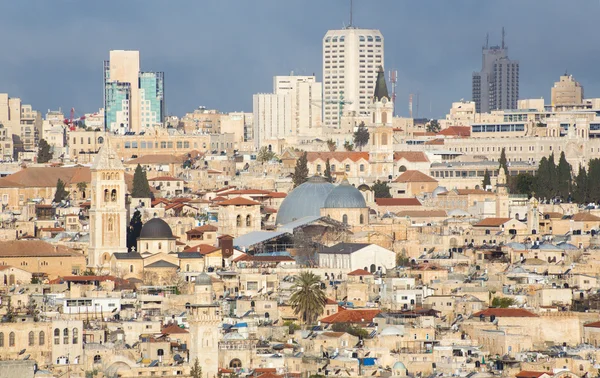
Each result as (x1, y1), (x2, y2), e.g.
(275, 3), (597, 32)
(323, 27), (384, 128)
(472, 29), (519, 113)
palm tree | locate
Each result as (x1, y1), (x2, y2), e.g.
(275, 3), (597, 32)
(76, 182), (88, 199)
(289, 271), (326, 326)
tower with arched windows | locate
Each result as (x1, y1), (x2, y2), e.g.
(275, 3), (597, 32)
(88, 139), (128, 269)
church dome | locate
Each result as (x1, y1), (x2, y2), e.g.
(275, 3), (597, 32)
(393, 362), (407, 371)
(432, 186), (448, 198)
(323, 179), (367, 209)
(195, 272), (212, 286)
(139, 218), (174, 239)
(276, 176), (335, 225)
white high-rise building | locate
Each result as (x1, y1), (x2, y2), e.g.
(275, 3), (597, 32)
(323, 28), (384, 128)
(253, 75), (322, 148)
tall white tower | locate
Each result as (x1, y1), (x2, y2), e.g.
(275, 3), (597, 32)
(323, 27), (384, 128)
(88, 138), (128, 269)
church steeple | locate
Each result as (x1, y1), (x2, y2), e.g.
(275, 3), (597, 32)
(373, 66), (389, 102)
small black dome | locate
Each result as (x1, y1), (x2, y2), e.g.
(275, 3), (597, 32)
(139, 218), (174, 239)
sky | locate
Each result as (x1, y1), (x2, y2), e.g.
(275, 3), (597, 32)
(1, 0), (599, 119)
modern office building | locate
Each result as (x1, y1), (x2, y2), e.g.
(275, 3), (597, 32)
(472, 30), (519, 113)
(103, 50), (164, 133)
(322, 28), (384, 128)
(551, 74), (583, 107)
(253, 75), (322, 148)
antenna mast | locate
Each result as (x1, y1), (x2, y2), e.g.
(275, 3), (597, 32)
(389, 70), (397, 117)
(349, 0), (353, 27)
(502, 27), (505, 49)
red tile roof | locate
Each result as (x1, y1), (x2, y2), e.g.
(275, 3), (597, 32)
(572, 212), (600, 222)
(307, 151), (369, 163)
(393, 151), (429, 163)
(472, 308), (537, 318)
(186, 225), (218, 234)
(375, 198), (422, 206)
(225, 189), (271, 196)
(182, 244), (220, 255)
(347, 269), (372, 276)
(424, 139), (445, 145)
(584, 321), (600, 328)
(268, 192), (287, 198)
(49, 275), (117, 284)
(218, 197), (261, 206)
(161, 323), (189, 335)
(473, 218), (512, 227)
(437, 126), (471, 137)
(320, 309), (381, 324)
(516, 371), (553, 378)
(394, 170), (437, 183)
(148, 176), (184, 182)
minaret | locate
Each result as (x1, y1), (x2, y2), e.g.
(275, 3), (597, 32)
(495, 167), (510, 218)
(88, 138), (128, 269)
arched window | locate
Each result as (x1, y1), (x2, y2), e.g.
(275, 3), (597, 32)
(39, 331), (45, 345)
(158, 242), (162, 250)
(94, 355), (102, 364)
(104, 189), (109, 202)
(9, 332), (15, 347)
(359, 164), (365, 172)
(381, 132), (388, 144)
(72, 328), (78, 344)
(186, 264), (190, 272)
(345, 164), (350, 172)
(0, 332), (4, 347)
(107, 216), (114, 232)
(63, 328), (69, 344)
(54, 328), (60, 344)
(29, 331), (34, 346)
(317, 164), (322, 173)
(111, 189), (117, 202)
(129, 265), (134, 273)
(370, 264), (376, 273)
(230, 359), (242, 368)
(399, 165), (407, 172)
(236, 215), (242, 227)
(342, 214), (348, 224)
(331, 164), (336, 172)
(246, 215), (251, 227)
(359, 214), (364, 224)
(98, 136), (104, 144)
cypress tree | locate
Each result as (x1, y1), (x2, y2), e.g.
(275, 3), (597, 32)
(556, 151), (572, 200)
(324, 158), (333, 183)
(588, 159), (600, 203)
(127, 210), (143, 252)
(482, 169), (491, 189)
(353, 122), (370, 150)
(132, 164), (153, 198)
(498, 148), (508, 174)
(573, 166), (589, 204)
(53, 179), (69, 203)
(292, 152), (309, 188)
(37, 138), (52, 163)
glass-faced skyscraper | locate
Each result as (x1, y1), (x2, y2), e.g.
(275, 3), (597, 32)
(103, 50), (164, 133)
(472, 30), (519, 113)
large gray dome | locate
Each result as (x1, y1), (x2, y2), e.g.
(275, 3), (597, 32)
(323, 179), (367, 209)
(432, 186), (448, 198)
(195, 272), (212, 286)
(139, 218), (174, 239)
(276, 176), (335, 225)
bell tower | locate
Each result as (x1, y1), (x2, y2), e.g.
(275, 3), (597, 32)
(368, 66), (395, 179)
(88, 138), (128, 269)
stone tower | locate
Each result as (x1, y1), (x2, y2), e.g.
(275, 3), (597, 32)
(527, 197), (540, 235)
(189, 273), (220, 378)
(368, 66), (395, 179)
(495, 167), (510, 218)
(88, 138), (128, 269)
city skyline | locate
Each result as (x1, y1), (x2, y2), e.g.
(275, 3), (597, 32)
(1, 1), (599, 119)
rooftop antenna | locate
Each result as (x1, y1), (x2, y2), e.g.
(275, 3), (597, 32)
(349, 0), (353, 28)
(501, 27), (505, 49)
(485, 33), (489, 49)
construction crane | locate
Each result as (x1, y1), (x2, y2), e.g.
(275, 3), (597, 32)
(325, 91), (353, 129)
(63, 108), (77, 131)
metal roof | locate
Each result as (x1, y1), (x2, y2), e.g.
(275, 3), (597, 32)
(233, 231), (289, 250)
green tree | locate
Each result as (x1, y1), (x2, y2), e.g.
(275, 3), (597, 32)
(511, 173), (535, 197)
(498, 148), (508, 174)
(132, 164), (153, 198)
(426, 119), (441, 133)
(588, 159), (600, 203)
(343, 141), (354, 151)
(289, 271), (326, 326)
(190, 358), (203, 378)
(331, 322), (370, 339)
(76, 182), (88, 199)
(353, 122), (370, 150)
(257, 146), (277, 163)
(491, 297), (516, 308)
(372, 180), (391, 198)
(53, 178), (69, 203)
(482, 169), (491, 189)
(127, 210), (143, 252)
(324, 158), (333, 183)
(37, 138), (52, 163)
(292, 152), (309, 188)
(573, 166), (589, 204)
(556, 151), (572, 200)
(326, 139), (337, 152)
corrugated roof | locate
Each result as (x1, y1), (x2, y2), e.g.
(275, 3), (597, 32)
(234, 231), (289, 249)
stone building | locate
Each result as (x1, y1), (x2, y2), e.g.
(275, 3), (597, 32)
(320, 179), (369, 227)
(217, 197), (261, 237)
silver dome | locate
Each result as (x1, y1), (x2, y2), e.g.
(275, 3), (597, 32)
(276, 176), (335, 225)
(195, 272), (212, 286)
(323, 179), (367, 209)
(432, 186), (448, 198)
